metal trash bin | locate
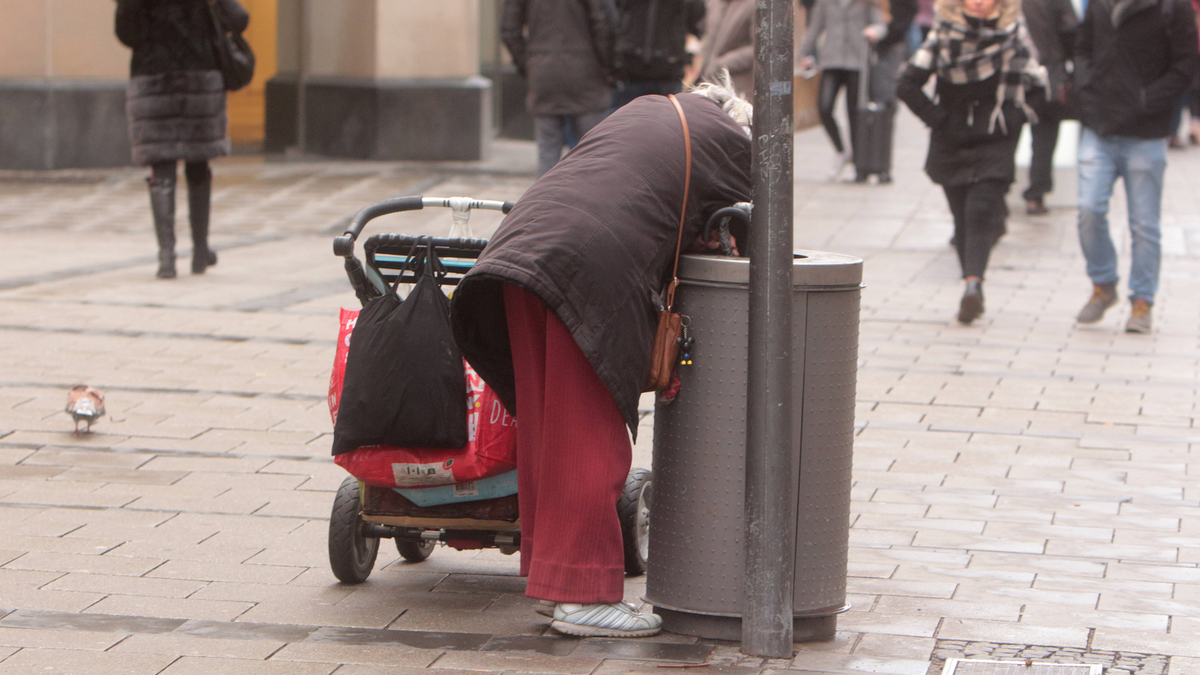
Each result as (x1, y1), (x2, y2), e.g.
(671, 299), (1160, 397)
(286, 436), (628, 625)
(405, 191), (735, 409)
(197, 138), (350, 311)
(646, 249), (862, 642)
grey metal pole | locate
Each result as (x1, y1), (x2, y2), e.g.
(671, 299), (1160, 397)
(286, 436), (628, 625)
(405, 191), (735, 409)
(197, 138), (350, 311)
(743, 0), (796, 659)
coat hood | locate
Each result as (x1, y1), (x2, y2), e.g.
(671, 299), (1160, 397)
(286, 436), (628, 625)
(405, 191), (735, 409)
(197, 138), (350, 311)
(934, 0), (1022, 29)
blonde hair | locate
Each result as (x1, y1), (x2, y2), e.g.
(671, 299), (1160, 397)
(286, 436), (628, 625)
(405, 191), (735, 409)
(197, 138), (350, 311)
(688, 69), (753, 130)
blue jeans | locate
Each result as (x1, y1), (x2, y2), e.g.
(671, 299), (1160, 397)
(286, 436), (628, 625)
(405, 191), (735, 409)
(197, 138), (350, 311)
(1076, 127), (1167, 304)
(534, 112), (607, 177)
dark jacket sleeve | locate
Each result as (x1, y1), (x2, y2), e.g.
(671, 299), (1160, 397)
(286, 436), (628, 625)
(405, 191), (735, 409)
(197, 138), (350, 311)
(586, 0), (616, 76)
(1142, 0), (1200, 117)
(114, 0), (146, 48)
(1055, 0), (1079, 61)
(880, 0), (918, 49)
(501, 0), (529, 76)
(897, 63), (948, 128)
(687, 0), (707, 37)
(216, 0), (251, 33)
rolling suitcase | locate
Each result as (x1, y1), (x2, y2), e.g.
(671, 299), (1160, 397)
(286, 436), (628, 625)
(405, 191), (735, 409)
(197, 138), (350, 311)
(851, 42), (899, 183)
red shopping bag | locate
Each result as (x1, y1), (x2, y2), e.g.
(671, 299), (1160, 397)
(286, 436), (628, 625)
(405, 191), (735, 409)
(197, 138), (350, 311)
(329, 308), (517, 488)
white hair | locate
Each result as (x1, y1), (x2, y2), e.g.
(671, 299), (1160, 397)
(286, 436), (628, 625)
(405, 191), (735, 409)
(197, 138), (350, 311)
(688, 69), (753, 131)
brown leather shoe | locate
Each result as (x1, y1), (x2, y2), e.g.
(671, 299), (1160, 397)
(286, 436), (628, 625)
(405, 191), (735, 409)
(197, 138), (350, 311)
(1025, 199), (1048, 215)
(1077, 282), (1117, 324)
(1125, 299), (1152, 334)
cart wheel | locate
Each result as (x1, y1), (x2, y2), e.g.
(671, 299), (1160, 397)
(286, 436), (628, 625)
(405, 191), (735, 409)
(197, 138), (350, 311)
(618, 468), (652, 576)
(396, 532), (436, 562)
(329, 476), (380, 584)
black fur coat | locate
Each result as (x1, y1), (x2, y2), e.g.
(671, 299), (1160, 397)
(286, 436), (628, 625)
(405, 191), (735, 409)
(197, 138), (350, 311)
(116, 0), (249, 165)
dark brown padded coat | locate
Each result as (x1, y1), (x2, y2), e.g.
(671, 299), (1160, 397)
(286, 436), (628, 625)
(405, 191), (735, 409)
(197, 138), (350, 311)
(450, 94), (752, 437)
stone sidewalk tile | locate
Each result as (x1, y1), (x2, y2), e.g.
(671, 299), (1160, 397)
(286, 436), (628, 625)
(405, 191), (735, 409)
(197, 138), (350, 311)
(83, 595), (254, 623)
(41, 573), (205, 599)
(159, 656), (337, 675)
(871, 595), (1023, 622)
(1018, 603), (1169, 632)
(3, 551), (163, 577)
(431, 650), (603, 674)
(0, 647), (176, 675)
(110, 633), (285, 660)
(267, 642), (440, 667)
(145, 559), (305, 585)
(0, 626), (125, 650)
(1091, 627), (1200, 658)
(935, 618), (1090, 648)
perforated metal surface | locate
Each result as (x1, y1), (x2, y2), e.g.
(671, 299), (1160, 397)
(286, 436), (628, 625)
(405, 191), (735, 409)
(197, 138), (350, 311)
(942, 660), (1102, 675)
(646, 251), (861, 631)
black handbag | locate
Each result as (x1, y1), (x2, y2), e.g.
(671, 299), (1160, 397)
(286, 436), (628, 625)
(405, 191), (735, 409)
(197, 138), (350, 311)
(206, 0), (255, 91)
(331, 240), (469, 456)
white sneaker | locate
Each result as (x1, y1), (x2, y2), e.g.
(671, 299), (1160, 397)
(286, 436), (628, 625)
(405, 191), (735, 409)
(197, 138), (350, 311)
(830, 150), (851, 181)
(550, 602), (663, 638)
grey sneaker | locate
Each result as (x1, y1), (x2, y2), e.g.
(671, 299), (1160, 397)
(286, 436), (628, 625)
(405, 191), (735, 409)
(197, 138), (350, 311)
(1077, 282), (1117, 324)
(1125, 299), (1152, 334)
(550, 602), (662, 638)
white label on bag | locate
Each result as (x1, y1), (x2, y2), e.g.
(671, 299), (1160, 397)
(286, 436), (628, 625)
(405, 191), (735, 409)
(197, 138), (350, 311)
(392, 461), (455, 486)
(453, 481), (480, 498)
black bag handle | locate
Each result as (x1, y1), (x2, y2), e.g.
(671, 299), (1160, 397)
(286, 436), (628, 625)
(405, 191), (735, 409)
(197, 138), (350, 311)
(389, 237), (447, 294)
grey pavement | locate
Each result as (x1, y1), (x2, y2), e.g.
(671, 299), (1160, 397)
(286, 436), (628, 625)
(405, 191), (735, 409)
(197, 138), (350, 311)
(1, 107), (1199, 675)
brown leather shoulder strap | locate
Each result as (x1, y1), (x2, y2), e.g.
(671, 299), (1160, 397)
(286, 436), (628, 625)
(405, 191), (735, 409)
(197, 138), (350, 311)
(666, 93), (691, 311)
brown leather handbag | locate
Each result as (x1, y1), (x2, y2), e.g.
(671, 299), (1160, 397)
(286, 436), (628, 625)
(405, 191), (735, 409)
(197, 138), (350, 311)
(643, 94), (692, 393)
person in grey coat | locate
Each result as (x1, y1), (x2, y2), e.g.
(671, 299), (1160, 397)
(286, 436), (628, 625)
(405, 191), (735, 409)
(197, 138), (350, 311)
(797, 0), (889, 180)
(115, 0), (248, 279)
(1019, 0), (1078, 214)
(697, 0), (756, 99)
(502, 0), (614, 176)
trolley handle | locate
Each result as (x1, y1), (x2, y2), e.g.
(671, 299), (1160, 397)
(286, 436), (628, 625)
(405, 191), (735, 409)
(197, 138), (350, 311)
(333, 196), (515, 257)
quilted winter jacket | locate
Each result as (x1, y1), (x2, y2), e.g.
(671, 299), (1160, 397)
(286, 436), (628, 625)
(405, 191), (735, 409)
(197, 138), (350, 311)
(450, 94), (751, 437)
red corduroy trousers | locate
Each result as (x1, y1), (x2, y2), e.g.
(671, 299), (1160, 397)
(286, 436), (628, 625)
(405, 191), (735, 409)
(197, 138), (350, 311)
(503, 284), (630, 603)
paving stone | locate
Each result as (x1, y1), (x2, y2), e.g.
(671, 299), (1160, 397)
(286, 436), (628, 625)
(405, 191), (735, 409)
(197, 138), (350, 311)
(0, 647), (176, 675)
(109, 633), (285, 659)
(157, 656), (337, 675)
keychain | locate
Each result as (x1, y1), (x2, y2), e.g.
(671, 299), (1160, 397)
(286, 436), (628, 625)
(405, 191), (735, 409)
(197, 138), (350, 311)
(677, 319), (694, 366)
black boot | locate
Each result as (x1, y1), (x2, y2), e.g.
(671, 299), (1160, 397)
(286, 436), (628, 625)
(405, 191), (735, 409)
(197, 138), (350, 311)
(957, 277), (984, 324)
(188, 166), (218, 274)
(148, 176), (176, 279)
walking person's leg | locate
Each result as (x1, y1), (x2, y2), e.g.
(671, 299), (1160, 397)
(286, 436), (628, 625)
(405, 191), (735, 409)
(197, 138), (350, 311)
(567, 110), (608, 150)
(818, 70), (852, 177)
(953, 179), (1009, 324)
(501, 285), (661, 637)
(148, 160), (178, 279)
(534, 116), (569, 177)
(1024, 106), (1062, 213)
(1121, 137), (1167, 333)
(184, 161), (217, 274)
(1076, 127), (1122, 323)
(845, 69), (863, 182)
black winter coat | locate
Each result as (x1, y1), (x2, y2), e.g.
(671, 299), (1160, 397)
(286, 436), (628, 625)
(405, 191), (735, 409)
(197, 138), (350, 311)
(116, 0), (248, 77)
(116, 0), (249, 165)
(897, 68), (1027, 185)
(451, 94), (752, 436)
(1076, 0), (1199, 138)
(614, 0), (706, 82)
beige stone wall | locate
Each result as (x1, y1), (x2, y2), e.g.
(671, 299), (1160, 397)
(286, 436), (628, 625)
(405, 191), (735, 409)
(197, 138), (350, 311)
(376, 0), (479, 79)
(276, 0), (481, 79)
(0, 0), (128, 80)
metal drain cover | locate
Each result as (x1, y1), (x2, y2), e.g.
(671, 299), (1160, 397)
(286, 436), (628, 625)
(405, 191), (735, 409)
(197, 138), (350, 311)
(942, 660), (1102, 675)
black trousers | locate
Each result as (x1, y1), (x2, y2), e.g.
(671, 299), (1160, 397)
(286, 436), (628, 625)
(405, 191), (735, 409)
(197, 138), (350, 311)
(944, 179), (1009, 279)
(818, 68), (860, 155)
(152, 160), (209, 187)
(1022, 105), (1063, 202)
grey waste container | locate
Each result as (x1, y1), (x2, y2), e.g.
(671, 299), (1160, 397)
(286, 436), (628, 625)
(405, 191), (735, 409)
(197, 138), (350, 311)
(646, 249), (862, 642)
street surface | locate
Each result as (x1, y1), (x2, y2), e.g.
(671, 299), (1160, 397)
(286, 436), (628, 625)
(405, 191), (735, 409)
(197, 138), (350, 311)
(1, 107), (1198, 675)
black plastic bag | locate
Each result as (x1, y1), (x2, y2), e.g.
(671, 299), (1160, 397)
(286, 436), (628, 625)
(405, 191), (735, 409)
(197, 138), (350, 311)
(332, 240), (467, 455)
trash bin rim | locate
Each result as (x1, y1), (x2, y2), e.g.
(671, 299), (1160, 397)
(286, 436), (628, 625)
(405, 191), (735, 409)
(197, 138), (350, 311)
(678, 250), (863, 287)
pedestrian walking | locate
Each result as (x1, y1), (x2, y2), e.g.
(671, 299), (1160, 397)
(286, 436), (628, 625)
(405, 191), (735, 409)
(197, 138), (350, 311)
(897, 0), (1047, 324)
(797, 0), (889, 180)
(1019, 0), (1079, 215)
(116, 0), (248, 279)
(1072, 0), (1199, 333)
(502, 0), (614, 177)
(449, 82), (752, 638)
(697, 0), (755, 98)
(611, 0), (706, 110)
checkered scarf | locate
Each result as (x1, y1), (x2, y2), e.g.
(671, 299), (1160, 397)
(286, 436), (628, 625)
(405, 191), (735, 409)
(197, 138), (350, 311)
(910, 15), (1047, 134)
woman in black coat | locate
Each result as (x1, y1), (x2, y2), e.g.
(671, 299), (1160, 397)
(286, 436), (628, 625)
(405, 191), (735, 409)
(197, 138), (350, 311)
(897, 0), (1044, 323)
(115, 0), (249, 279)
(451, 82), (752, 637)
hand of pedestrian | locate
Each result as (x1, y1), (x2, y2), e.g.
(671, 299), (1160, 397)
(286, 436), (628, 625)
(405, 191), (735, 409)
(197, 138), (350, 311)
(862, 26), (884, 43)
(686, 231), (739, 257)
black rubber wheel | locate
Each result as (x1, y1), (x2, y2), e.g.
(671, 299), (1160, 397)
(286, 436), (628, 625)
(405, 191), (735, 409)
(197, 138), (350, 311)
(328, 476), (380, 584)
(395, 534), (436, 562)
(618, 468), (652, 576)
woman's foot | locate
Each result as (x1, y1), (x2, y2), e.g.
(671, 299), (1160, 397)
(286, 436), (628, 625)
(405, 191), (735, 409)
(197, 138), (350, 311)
(192, 248), (217, 274)
(550, 602), (663, 638)
(957, 277), (984, 324)
(830, 150), (851, 181)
